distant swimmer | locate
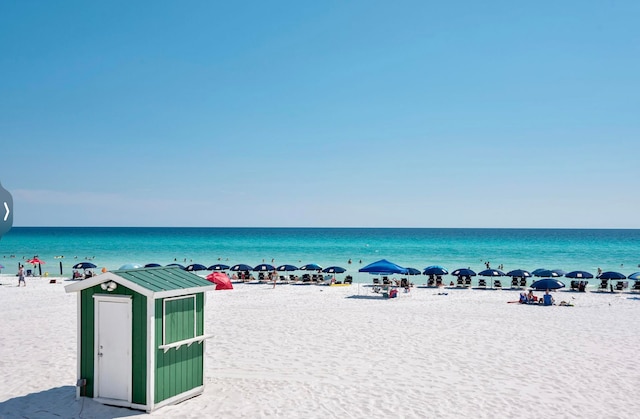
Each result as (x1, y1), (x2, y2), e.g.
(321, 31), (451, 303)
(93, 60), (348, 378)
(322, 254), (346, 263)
(348, 259), (352, 264)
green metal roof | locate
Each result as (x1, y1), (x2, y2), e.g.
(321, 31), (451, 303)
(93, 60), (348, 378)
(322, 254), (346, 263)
(111, 266), (213, 293)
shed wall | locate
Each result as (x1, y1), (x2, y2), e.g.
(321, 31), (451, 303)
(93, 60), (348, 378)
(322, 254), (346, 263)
(79, 285), (147, 404)
(154, 293), (204, 403)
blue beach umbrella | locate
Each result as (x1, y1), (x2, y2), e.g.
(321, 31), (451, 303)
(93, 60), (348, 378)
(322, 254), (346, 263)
(530, 278), (565, 290)
(565, 270), (594, 279)
(535, 269), (565, 278)
(185, 263), (208, 272)
(208, 264), (230, 271)
(276, 264), (298, 272)
(119, 263), (142, 270)
(166, 263), (185, 269)
(424, 265), (448, 276)
(478, 269), (505, 277)
(629, 272), (640, 280)
(72, 262), (97, 270)
(597, 271), (626, 280)
(506, 269), (531, 278)
(451, 268), (476, 277)
(531, 268), (548, 276)
(253, 263), (275, 272)
(144, 263), (162, 268)
(300, 263), (323, 271)
(230, 263), (253, 272)
(322, 266), (346, 274)
(405, 267), (422, 275)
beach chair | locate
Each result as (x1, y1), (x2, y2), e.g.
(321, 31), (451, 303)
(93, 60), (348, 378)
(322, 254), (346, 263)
(302, 274), (311, 283)
(382, 277), (391, 285)
(478, 279), (487, 288)
(344, 276), (353, 284)
(632, 281), (640, 292)
(615, 281), (628, 291)
(456, 277), (464, 287)
(427, 275), (435, 287)
(26, 269), (33, 277)
(400, 278), (409, 288)
(570, 280), (579, 291)
(372, 277), (380, 285)
(435, 276), (443, 287)
(511, 278), (519, 288)
(493, 279), (503, 289)
(289, 274), (298, 283)
(520, 278), (527, 288)
(465, 276), (472, 287)
(598, 280), (608, 291)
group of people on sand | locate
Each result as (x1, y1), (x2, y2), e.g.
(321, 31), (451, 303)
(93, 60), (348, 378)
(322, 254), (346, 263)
(519, 290), (555, 305)
(518, 290), (572, 306)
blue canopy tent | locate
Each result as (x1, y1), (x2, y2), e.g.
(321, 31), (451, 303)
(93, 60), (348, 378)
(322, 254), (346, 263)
(359, 259), (408, 275)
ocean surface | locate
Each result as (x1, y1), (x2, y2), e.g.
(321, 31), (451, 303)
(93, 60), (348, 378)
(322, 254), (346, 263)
(1, 227), (639, 282)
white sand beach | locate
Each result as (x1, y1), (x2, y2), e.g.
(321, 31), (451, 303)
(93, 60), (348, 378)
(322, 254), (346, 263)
(1, 276), (640, 418)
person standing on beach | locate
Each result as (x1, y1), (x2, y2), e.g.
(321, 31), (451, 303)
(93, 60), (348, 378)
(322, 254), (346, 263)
(18, 265), (25, 287)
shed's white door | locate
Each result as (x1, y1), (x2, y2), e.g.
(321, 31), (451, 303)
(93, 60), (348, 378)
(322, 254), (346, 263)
(95, 297), (132, 402)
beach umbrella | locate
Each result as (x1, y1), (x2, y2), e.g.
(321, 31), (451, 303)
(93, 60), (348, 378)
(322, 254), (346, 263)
(506, 269), (531, 278)
(478, 269), (505, 277)
(206, 272), (234, 290)
(530, 278), (566, 290)
(531, 268), (547, 276)
(119, 263), (142, 270)
(72, 262), (97, 270)
(144, 263), (162, 268)
(629, 272), (640, 280)
(166, 263), (185, 269)
(565, 270), (594, 279)
(230, 263), (253, 272)
(405, 267), (422, 275)
(451, 268), (476, 277)
(423, 265), (448, 276)
(534, 269), (564, 278)
(208, 264), (230, 271)
(322, 266), (346, 274)
(597, 271), (626, 280)
(359, 259), (408, 274)
(276, 264), (298, 272)
(185, 263), (208, 272)
(300, 263), (323, 271)
(253, 263), (275, 272)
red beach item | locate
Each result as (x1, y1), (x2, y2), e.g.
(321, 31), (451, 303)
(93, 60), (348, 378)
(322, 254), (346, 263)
(206, 272), (234, 290)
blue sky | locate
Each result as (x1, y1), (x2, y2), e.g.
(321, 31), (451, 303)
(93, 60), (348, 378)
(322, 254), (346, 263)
(1, 1), (639, 228)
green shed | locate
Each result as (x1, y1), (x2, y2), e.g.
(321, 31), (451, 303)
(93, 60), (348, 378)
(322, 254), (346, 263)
(65, 266), (216, 412)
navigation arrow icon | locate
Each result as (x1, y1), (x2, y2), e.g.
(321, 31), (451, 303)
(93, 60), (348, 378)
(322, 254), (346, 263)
(0, 181), (13, 238)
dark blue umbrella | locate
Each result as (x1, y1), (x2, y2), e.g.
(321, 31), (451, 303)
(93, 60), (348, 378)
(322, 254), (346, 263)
(535, 269), (565, 278)
(451, 268), (476, 277)
(531, 268), (548, 276)
(424, 265), (448, 276)
(166, 263), (185, 269)
(322, 266), (346, 274)
(359, 259), (408, 274)
(405, 267), (422, 275)
(565, 270), (594, 279)
(276, 264), (298, 272)
(185, 263), (208, 272)
(300, 263), (323, 271)
(253, 263), (275, 272)
(629, 272), (640, 280)
(506, 269), (531, 278)
(530, 278), (566, 290)
(208, 264), (230, 271)
(230, 263), (253, 272)
(597, 271), (626, 280)
(478, 269), (505, 277)
(72, 262), (97, 270)
(144, 263), (162, 268)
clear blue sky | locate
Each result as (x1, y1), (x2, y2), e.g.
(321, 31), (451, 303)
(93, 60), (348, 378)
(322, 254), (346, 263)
(1, 1), (638, 228)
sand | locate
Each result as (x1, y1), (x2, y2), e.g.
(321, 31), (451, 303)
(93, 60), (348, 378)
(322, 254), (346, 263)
(1, 275), (639, 418)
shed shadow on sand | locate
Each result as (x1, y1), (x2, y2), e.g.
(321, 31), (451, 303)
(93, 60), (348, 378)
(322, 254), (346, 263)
(0, 386), (141, 419)
(346, 295), (386, 300)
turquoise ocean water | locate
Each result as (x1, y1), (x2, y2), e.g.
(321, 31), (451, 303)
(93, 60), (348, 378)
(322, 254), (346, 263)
(1, 228), (639, 282)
